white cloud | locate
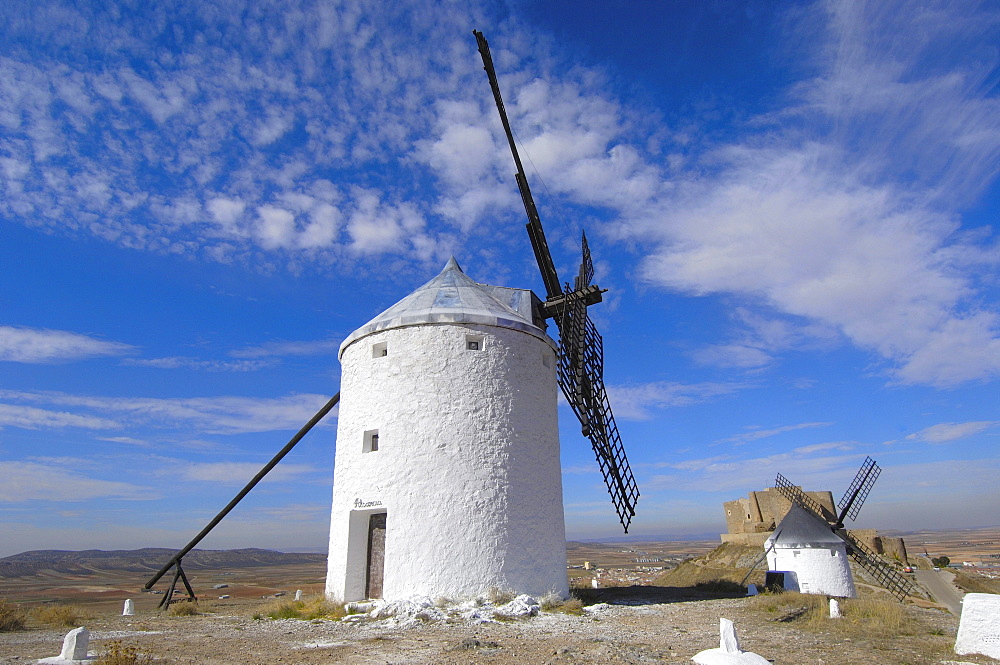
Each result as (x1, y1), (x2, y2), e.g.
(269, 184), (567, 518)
(123, 356), (274, 372)
(256, 205), (297, 249)
(718, 422), (835, 446)
(0, 403), (120, 430)
(606, 381), (746, 420)
(231, 338), (343, 359)
(626, 0), (1000, 387)
(0, 390), (337, 435)
(906, 421), (998, 444)
(167, 461), (319, 485)
(0, 461), (154, 502)
(0, 326), (135, 363)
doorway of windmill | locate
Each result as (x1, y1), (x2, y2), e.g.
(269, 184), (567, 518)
(365, 512), (386, 599)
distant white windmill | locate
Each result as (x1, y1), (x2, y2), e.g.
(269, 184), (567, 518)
(769, 457), (914, 600)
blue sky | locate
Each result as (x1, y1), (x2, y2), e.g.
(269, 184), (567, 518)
(1, 0), (998, 557)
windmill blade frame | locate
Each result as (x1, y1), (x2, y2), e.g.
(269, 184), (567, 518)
(474, 29), (639, 532)
(839, 529), (915, 601)
(836, 455), (881, 527)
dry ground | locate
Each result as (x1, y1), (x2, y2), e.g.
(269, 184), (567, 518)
(1, 587), (987, 665)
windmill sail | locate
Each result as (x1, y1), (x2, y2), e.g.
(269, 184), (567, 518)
(474, 30), (639, 532)
(836, 455), (880, 527)
(774, 467), (914, 601)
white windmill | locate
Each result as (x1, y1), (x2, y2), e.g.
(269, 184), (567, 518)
(769, 457), (914, 600)
(324, 32), (640, 602)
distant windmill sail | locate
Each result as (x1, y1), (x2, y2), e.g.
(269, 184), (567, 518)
(474, 30), (639, 532)
(773, 458), (914, 601)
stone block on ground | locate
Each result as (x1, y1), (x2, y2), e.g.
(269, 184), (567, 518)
(123, 599), (134, 616)
(692, 618), (771, 665)
(954, 593), (1000, 660)
(37, 626), (95, 664)
(829, 598), (841, 619)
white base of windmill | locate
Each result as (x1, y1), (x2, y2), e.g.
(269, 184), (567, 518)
(325, 259), (568, 603)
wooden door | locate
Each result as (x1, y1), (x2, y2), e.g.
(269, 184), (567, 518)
(365, 513), (386, 599)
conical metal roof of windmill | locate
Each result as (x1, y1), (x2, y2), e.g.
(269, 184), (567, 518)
(339, 257), (553, 357)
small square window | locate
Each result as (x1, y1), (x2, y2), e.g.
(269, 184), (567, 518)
(465, 334), (484, 351)
(372, 342), (388, 358)
(363, 429), (380, 453)
(467, 340), (479, 350)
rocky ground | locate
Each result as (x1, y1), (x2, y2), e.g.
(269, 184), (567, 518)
(1, 587), (990, 665)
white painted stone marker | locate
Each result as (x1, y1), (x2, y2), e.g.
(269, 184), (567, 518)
(295, 589), (303, 601)
(720, 618), (740, 653)
(122, 599), (134, 616)
(37, 626), (95, 664)
(692, 618), (771, 665)
(954, 593), (1000, 660)
(746, 583), (758, 596)
(829, 598), (841, 619)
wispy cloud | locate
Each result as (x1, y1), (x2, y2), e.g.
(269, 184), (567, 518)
(0, 326), (135, 363)
(123, 356), (275, 371)
(0, 403), (121, 430)
(606, 381), (747, 420)
(231, 338), (344, 359)
(0, 390), (336, 435)
(1, 0), (997, 389)
(164, 461), (320, 485)
(905, 421), (998, 444)
(718, 422), (835, 446)
(626, 0), (1000, 387)
(0, 460), (155, 502)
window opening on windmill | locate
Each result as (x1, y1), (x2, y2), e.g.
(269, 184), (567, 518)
(363, 429), (380, 453)
(372, 342), (388, 358)
(465, 334), (484, 351)
(542, 349), (552, 368)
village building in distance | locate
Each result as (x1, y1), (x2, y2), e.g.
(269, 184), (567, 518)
(721, 486), (909, 563)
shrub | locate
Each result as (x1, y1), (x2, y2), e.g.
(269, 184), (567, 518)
(486, 587), (516, 605)
(538, 592), (585, 615)
(168, 601), (200, 616)
(33, 604), (85, 627)
(94, 640), (152, 665)
(264, 597), (346, 620)
(0, 598), (28, 632)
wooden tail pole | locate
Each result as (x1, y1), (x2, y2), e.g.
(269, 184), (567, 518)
(145, 392), (341, 592)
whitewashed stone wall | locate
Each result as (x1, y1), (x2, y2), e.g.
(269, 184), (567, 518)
(767, 545), (856, 597)
(325, 321), (567, 602)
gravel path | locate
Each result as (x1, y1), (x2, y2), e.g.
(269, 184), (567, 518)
(0, 592), (982, 665)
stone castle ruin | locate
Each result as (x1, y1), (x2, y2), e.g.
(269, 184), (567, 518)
(721, 486), (908, 563)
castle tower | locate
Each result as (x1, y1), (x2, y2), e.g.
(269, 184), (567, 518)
(325, 258), (568, 602)
(765, 504), (857, 598)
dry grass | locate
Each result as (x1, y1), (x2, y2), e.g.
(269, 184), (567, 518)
(837, 596), (907, 637)
(32, 603), (86, 627)
(167, 601), (200, 616)
(0, 598), (28, 632)
(94, 640), (153, 665)
(264, 596), (347, 620)
(538, 592), (585, 615)
(486, 587), (516, 605)
(750, 590), (828, 627)
(952, 570), (1000, 595)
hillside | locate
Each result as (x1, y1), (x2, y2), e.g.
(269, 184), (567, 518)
(0, 548), (325, 578)
(653, 541), (764, 587)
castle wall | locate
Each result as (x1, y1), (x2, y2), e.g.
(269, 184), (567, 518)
(723, 487), (836, 538)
